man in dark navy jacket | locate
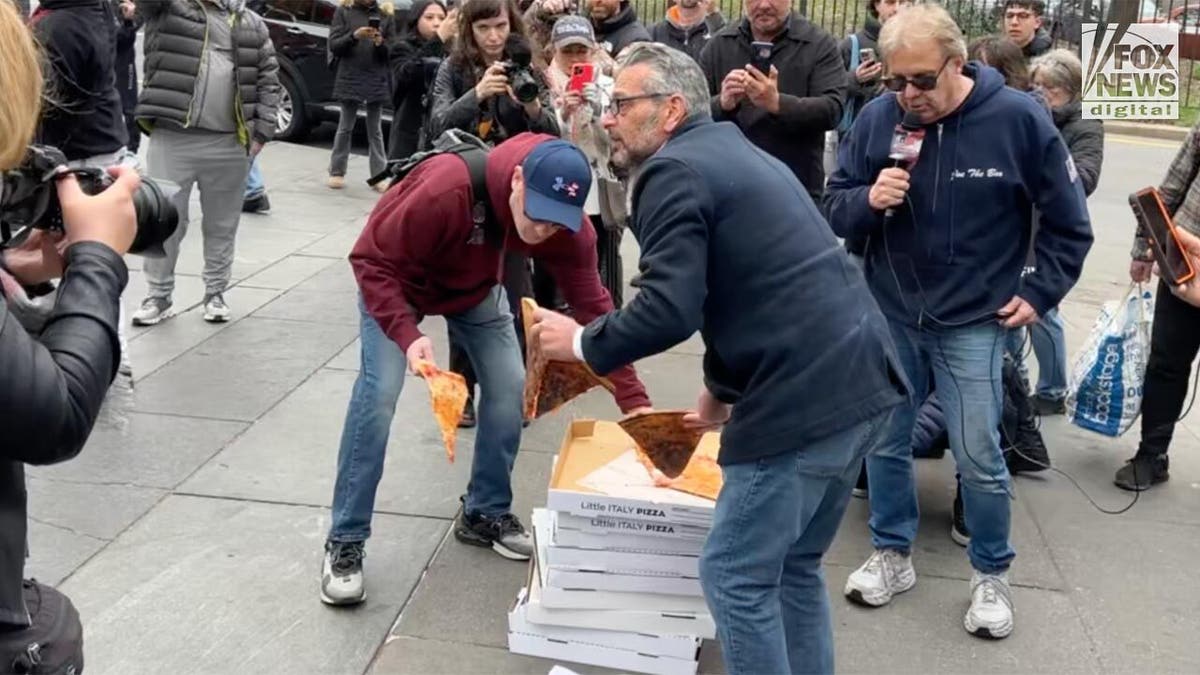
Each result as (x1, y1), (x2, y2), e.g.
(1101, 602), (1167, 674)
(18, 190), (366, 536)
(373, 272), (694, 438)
(825, 3), (1092, 640)
(531, 43), (908, 675)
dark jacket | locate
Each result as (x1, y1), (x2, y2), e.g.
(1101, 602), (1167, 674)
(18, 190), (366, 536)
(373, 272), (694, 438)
(839, 16), (882, 126)
(388, 1), (446, 160)
(825, 63), (1094, 327)
(31, 0), (129, 160)
(329, 1), (398, 103)
(699, 14), (846, 203)
(649, 11), (722, 63)
(349, 133), (651, 412)
(114, 1), (143, 113)
(135, 0), (280, 147)
(580, 119), (909, 465)
(1023, 28), (1052, 60)
(0, 243), (128, 628)
(429, 58), (559, 145)
(594, 2), (650, 58)
(1053, 101), (1104, 197)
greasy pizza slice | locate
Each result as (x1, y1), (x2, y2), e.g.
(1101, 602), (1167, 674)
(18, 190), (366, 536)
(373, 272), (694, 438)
(619, 410), (703, 479)
(521, 297), (614, 420)
(667, 442), (722, 501)
(414, 359), (469, 463)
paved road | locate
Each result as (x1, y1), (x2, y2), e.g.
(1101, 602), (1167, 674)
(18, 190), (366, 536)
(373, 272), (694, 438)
(23, 133), (1200, 674)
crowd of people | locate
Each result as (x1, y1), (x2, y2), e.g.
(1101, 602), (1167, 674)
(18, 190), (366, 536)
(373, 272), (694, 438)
(4, 0), (1200, 672)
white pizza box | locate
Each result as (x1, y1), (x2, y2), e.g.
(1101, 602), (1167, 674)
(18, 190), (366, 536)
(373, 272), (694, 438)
(552, 511), (706, 555)
(509, 587), (701, 661)
(554, 511), (710, 543)
(507, 631), (699, 675)
(534, 511), (710, 611)
(546, 420), (717, 528)
(524, 549), (716, 639)
(545, 567), (704, 597)
(536, 509), (701, 577)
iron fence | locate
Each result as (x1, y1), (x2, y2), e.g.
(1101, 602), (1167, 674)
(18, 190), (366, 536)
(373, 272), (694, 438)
(630, 0), (1200, 112)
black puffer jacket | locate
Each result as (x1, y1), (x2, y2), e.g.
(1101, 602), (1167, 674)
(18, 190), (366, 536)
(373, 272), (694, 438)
(135, 0), (280, 146)
(1023, 28), (1052, 60)
(1053, 101), (1104, 197)
(594, 2), (650, 58)
(429, 58), (559, 145)
(329, 0), (397, 104)
(388, 2), (446, 159)
(0, 243), (128, 628)
(648, 11), (722, 63)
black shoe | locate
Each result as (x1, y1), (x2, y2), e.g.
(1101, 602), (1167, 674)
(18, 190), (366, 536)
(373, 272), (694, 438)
(458, 397), (476, 428)
(1005, 430), (1051, 475)
(1031, 395), (1066, 416)
(1114, 454), (1169, 491)
(852, 460), (868, 499)
(242, 193), (270, 214)
(951, 484), (970, 547)
(454, 510), (532, 560)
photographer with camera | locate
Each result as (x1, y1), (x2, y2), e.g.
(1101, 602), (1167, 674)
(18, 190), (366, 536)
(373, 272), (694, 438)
(0, 2), (138, 669)
(388, 0), (457, 161)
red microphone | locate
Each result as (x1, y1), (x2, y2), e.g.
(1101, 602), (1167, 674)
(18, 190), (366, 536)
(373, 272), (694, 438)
(884, 111), (926, 222)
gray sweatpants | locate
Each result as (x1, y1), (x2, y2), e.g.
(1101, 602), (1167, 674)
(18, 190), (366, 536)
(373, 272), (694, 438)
(143, 127), (250, 299)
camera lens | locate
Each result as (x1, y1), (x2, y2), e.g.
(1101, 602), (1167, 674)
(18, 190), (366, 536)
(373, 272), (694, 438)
(512, 70), (541, 104)
(128, 177), (180, 257)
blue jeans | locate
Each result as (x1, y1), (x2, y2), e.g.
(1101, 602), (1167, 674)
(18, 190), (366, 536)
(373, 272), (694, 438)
(868, 320), (1015, 574)
(245, 156), (264, 199)
(328, 288), (525, 542)
(1007, 307), (1067, 400)
(700, 410), (891, 675)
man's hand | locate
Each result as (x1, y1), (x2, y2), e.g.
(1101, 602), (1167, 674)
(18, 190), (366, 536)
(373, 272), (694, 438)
(744, 65), (780, 114)
(868, 167), (910, 211)
(58, 166), (139, 255)
(719, 69), (747, 112)
(1166, 228), (1200, 306)
(855, 60), (883, 84)
(1, 230), (68, 286)
(1130, 258), (1154, 284)
(354, 26), (380, 40)
(624, 406), (654, 417)
(406, 336), (436, 374)
(682, 387), (731, 432)
(119, 1), (136, 20)
(250, 141), (265, 158)
(997, 296), (1039, 328)
(529, 307), (583, 362)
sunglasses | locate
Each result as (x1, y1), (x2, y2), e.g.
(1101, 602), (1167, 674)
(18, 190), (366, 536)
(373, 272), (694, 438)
(882, 57), (952, 92)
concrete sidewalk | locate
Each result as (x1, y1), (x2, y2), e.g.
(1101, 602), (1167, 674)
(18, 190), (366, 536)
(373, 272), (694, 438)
(24, 135), (1200, 674)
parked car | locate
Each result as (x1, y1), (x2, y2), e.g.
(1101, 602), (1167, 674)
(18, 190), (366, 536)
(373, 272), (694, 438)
(1157, 4), (1200, 60)
(252, 0), (405, 141)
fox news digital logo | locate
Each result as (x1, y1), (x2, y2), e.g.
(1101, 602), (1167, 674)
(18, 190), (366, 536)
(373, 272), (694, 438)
(1082, 22), (1179, 120)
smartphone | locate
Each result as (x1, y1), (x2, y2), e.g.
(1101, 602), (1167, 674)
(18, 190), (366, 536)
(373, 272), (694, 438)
(368, 15), (381, 29)
(860, 47), (877, 64)
(567, 63), (595, 93)
(750, 41), (773, 74)
(1130, 187), (1195, 285)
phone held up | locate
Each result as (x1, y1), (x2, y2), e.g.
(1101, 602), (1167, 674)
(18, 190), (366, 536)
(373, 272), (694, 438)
(860, 47), (877, 64)
(567, 62), (596, 94)
(368, 13), (381, 29)
(750, 41), (773, 74)
(1130, 186), (1196, 285)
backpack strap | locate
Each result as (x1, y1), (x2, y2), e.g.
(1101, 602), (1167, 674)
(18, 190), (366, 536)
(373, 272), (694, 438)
(457, 146), (501, 244)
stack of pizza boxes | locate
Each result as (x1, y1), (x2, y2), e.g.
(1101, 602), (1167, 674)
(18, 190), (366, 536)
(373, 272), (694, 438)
(506, 419), (720, 675)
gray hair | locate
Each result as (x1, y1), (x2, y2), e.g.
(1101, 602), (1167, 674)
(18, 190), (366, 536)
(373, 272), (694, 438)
(615, 42), (712, 120)
(1030, 49), (1083, 102)
(879, 2), (967, 63)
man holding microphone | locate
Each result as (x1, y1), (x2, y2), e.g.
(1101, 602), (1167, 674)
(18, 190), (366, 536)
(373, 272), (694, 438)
(825, 3), (1091, 639)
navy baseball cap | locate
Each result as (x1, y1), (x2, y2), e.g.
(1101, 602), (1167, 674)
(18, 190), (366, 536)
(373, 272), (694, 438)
(521, 139), (591, 233)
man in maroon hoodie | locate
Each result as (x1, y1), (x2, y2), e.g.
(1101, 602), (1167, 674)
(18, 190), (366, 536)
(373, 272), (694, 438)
(319, 132), (652, 606)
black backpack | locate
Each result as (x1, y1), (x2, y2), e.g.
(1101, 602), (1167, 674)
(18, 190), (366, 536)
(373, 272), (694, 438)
(368, 129), (498, 240)
(0, 580), (84, 675)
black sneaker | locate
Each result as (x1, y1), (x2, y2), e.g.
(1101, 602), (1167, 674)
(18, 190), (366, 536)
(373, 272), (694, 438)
(242, 193), (271, 214)
(951, 484), (970, 547)
(1114, 454), (1169, 492)
(1031, 395), (1066, 416)
(454, 510), (532, 560)
(852, 460), (868, 499)
(458, 396), (476, 429)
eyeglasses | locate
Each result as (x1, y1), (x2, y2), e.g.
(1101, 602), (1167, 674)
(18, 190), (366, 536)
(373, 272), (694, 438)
(605, 92), (669, 116)
(1005, 10), (1035, 21)
(882, 57), (951, 92)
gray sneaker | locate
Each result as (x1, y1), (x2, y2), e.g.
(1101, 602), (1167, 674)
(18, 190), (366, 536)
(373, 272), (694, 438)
(132, 297), (173, 326)
(964, 571), (1014, 639)
(203, 293), (231, 323)
(454, 511), (532, 560)
(320, 541), (365, 606)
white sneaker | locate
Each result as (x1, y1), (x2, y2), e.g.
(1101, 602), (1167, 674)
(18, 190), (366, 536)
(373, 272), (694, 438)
(320, 541), (365, 606)
(131, 296), (173, 326)
(203, 293), (231, 323)
(964, 571), (1014, 639)
(844, 549), (916, 607)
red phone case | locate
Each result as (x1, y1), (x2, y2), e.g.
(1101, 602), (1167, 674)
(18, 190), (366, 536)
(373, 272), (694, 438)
(567, 64), (595, 93)
(1137, 187), (1195, 284)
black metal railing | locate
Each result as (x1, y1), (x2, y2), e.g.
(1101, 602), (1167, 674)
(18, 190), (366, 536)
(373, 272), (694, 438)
(630, 0), (1200, 114)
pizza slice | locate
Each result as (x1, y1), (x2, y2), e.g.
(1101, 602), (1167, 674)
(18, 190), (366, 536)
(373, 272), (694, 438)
(666, 442), (722, 501)
(521, 297), (615, 421)
(414, 359), (470, 463)
(618, 410), (703, 479)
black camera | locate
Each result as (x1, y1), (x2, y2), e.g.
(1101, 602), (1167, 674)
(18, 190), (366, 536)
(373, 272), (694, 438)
(0, 145), (179, 257)
(500, 35), (542, 104)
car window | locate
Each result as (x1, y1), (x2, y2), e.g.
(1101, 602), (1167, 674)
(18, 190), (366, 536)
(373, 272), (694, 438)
(262, 0), (315, 23)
